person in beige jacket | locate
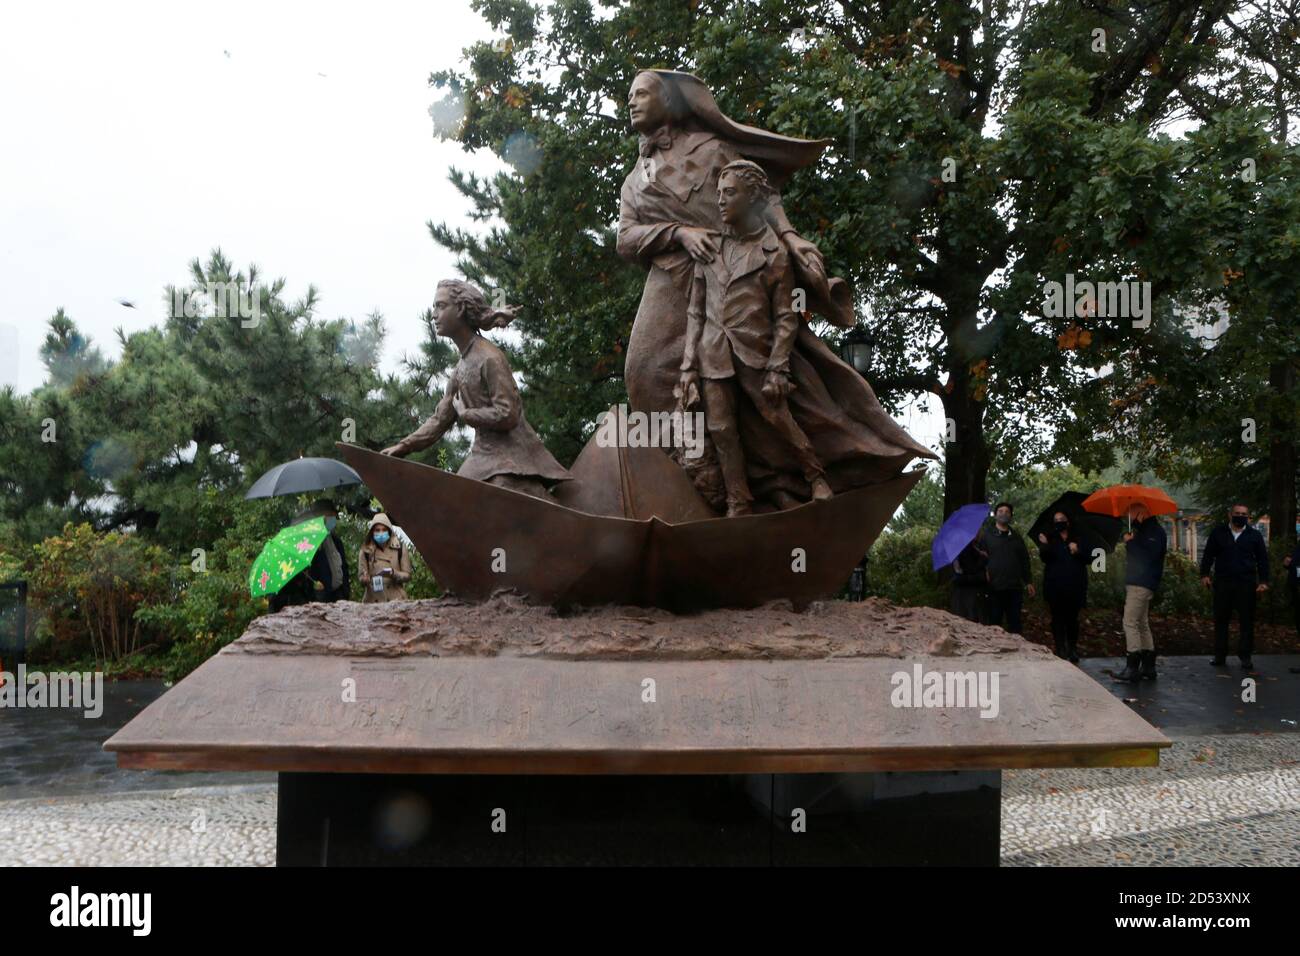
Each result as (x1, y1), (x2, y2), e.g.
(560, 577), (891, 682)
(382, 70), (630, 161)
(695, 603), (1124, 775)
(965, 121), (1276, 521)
(358, 513), (412, 603)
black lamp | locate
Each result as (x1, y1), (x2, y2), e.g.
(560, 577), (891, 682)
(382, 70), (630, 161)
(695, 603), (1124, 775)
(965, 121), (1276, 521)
(839, 326), (876, 376)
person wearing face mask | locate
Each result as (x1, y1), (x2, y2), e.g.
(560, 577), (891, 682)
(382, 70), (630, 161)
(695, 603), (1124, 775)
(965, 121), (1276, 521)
(1200, 503), (1270, 669)
(1117, 502), (1167, 682)
(304, 499), (351, 603)
(358, 513), (411, 604)
(984, 502), (1034, 633)
(1036, 511), (1088, 662)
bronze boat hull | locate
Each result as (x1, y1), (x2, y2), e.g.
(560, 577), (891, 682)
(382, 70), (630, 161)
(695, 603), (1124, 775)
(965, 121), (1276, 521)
(339, 443), (922, 611)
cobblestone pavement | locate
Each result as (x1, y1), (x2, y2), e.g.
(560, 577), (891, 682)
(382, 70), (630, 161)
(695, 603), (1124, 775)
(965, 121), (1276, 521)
(1003, 732), (1300, 866)
(0, 784), (276, 867)
(2, 733), (1295, 865)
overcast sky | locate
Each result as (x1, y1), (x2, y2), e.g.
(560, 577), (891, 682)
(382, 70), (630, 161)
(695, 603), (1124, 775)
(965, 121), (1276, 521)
(0, 0), (944, 452)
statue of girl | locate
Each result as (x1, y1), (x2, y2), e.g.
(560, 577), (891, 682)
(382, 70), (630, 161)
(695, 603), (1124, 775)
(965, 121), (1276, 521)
(381, 280), (571, 500)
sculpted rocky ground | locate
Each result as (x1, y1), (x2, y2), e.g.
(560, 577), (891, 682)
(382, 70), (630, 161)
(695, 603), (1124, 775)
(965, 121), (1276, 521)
(232, 593), (1050, 662)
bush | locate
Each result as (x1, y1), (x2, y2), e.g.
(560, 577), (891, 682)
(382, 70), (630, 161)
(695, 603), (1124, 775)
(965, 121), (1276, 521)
(135, 493), (288, 680)
(866, 526), (948, 608)
(27, 523), (171, 664)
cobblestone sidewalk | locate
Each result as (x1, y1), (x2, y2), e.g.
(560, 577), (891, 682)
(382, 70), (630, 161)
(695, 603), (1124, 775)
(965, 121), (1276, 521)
(2, 733), (1295, 865)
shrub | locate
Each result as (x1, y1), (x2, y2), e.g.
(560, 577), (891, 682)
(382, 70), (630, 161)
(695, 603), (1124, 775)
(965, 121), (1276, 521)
(27, 523), (171, 664)
(866, 526), (948, 608)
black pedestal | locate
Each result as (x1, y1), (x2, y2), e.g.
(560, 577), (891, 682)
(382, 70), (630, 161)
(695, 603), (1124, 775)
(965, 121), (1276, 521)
(276, 770), (1000, 866)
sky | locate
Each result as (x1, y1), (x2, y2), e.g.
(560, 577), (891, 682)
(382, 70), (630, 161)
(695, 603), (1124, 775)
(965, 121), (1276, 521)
(0, 0), (946, 453)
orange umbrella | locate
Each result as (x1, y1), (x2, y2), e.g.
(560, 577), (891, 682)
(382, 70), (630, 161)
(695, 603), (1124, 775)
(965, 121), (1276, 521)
(1082, 484), (1178, 520)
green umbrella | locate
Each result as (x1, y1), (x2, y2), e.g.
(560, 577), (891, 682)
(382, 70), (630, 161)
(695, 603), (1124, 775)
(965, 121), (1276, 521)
(248, 517), (329, 598)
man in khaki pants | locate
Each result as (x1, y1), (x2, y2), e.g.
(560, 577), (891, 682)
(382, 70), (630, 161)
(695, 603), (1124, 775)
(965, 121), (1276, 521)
(1116, 502), (1167, 682)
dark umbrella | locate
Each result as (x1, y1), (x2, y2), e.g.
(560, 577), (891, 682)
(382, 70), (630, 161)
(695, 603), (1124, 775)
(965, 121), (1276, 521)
(1028, 492), (1124, 556)
(245, 457), (363, 500)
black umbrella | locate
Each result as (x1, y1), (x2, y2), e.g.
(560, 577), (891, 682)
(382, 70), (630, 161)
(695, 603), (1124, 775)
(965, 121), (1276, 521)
(244, 457), (363, 500)
(1028, 491), (1124, 556)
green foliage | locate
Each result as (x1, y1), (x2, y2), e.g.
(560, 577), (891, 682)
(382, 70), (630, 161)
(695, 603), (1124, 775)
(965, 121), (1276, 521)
(887, 466), (943, 533)
(866, 526), (947, 608)
(427, 0), (1288, 508)
(26, 523), (171, 664)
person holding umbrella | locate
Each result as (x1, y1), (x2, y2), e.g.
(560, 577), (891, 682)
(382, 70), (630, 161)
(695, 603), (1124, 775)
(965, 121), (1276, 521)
(984, 502), (1033, 634)
(933, 503), (992, 624)
(1082, 484), (1177, 682)
(1118, 502), (1167, 682)
(290, 499), (351, 604)
(1028, 491), (1124, 662)
(1200, 503), (1270, 670)
(1036, 511), (1088, 662)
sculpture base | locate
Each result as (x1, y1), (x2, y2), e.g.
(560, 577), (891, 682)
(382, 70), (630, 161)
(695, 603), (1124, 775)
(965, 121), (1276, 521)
(276, 769), (1001, 866)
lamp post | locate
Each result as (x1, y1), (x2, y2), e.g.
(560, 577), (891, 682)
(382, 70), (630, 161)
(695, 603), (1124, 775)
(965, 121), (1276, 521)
(838, 326), (876, 601)
(839, 326), (876, 377)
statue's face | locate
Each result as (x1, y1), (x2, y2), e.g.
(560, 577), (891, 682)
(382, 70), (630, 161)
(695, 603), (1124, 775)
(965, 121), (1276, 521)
(432, 290), (466, 337)
(717, 171), (755, 226)
(627, 73), (669, 132)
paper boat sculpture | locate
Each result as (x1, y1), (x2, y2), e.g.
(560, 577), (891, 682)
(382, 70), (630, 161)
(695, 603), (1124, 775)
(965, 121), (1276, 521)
(339, 440), (923, 611)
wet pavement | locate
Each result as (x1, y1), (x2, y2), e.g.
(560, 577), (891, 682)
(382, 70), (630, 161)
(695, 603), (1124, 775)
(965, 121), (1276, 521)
(1, 660), (1297, 865)
(1079, 654), (1300, 736)
(0, 679), (272, 802)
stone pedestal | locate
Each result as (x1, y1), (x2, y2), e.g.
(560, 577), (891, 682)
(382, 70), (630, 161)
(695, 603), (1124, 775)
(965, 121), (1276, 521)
(105, 597), (1168, 866)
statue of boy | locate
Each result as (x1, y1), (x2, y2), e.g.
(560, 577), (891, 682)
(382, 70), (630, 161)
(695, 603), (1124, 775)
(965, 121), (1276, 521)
(677, 159), (831, 517)
(382, 280), (570, 499)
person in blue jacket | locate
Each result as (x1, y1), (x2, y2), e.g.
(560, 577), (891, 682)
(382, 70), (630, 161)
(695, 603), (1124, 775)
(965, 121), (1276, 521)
(1117, 502), (1166, 682)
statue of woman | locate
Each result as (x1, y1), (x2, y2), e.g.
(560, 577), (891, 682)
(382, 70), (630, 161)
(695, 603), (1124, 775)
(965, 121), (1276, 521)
(618, 70), (935, 509)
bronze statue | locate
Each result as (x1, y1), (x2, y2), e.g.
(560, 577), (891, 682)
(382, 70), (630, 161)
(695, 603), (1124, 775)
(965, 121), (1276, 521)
(678, 160), (832, 516)
(619, 69), (935, 510)
(381, 280), (571, 499)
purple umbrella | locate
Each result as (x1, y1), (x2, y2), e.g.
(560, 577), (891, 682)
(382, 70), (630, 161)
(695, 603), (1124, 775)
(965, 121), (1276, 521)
(932, 503), (990, 571)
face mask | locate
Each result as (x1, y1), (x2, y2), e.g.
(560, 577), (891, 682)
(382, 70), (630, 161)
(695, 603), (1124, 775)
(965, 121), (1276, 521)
(373, 531), (390, 546)
(1053, 521), (1068, 532)
(325, 517), (337, 532)
(996, 513), (1009, 525)
(1231, 515), (1247, 528)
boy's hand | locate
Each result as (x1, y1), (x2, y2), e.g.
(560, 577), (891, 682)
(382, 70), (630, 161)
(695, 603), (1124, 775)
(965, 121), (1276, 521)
(761, 369), (794, 401)
(675, 369), (701, 409)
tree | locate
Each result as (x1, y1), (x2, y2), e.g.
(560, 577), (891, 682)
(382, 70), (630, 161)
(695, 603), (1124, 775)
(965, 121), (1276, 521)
(426, 0), (1267, 513)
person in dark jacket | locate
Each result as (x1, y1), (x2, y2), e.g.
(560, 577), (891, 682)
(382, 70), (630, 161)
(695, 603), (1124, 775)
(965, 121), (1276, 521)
(1283, 533), (1300, 643)
(1116, 503), (1167, 682)
(1200, 503), (1269, 669)
(984, 502), (1034, 634)
(269, 501), (350, 611)
(950, 529), (989, 624)
(1037, 511), (1088, 662)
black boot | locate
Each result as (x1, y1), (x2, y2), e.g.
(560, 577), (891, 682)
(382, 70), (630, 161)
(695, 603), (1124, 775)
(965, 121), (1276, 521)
(1115, 652), (1141, 682)
(1067, 642), (1079, 664)
(1139, 650), (1157, 680)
